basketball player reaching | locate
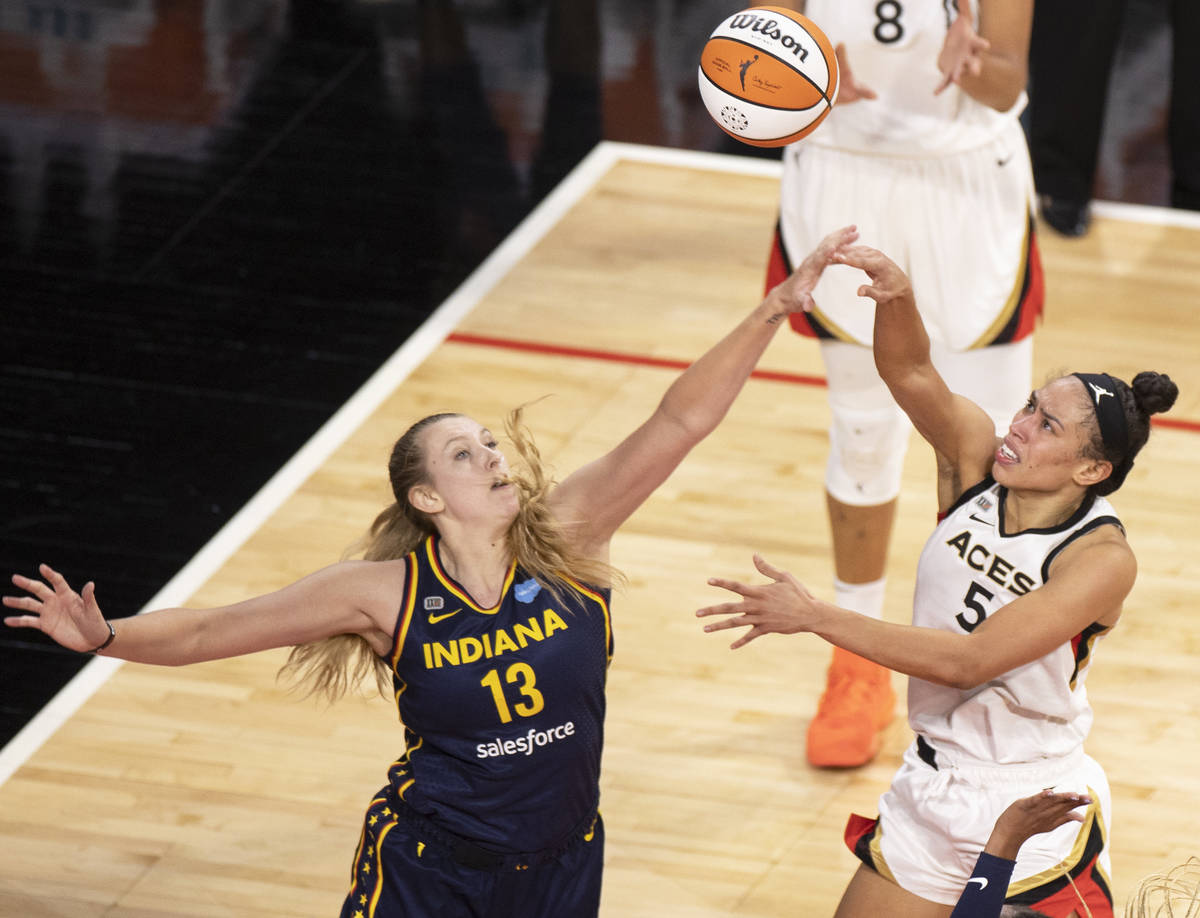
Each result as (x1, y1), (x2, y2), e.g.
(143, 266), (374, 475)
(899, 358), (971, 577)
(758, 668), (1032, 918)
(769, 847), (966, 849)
(699, 241), (1178, 918)
(3, 229), (860, 918)
(758, 0), (1042, 767)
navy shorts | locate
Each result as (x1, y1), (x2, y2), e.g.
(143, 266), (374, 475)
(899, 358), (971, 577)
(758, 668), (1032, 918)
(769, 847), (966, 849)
(339, 792), (604, 918)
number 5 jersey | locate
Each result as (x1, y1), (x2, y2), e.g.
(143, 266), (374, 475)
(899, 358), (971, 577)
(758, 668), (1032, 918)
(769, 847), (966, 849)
(908, 477), (1122, 765)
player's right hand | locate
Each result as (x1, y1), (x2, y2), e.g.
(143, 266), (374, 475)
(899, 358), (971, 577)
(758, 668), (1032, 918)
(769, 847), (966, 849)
(4, 564), (111, 653)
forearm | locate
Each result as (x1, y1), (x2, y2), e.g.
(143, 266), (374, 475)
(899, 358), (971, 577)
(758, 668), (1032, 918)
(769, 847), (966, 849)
(658, 297), (788, 437)
(98, 606), (274, 666)
(956, 52), (1027, 111)
(958, 0), (1032, 111)
(949, 851), (1014, 918)
(810, 600), (973, 687)
(871, 282), (933, 394)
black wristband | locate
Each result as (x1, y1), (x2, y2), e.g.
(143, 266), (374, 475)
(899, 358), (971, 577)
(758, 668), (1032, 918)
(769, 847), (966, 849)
(88, 620), (116, 654)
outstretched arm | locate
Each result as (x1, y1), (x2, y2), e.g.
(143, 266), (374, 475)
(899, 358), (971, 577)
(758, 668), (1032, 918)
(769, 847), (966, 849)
(551, 226), (859, 559)
(697, 532), (1132, 688)
(5, 561), (404, 665)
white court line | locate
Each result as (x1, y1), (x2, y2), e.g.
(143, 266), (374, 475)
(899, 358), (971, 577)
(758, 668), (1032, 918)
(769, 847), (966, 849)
(2, 141), (1194, 786)
(0, 140), (626, 787)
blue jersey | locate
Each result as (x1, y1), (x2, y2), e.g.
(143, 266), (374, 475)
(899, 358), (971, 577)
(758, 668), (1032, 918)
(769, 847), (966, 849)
(384, 535), (612, 854)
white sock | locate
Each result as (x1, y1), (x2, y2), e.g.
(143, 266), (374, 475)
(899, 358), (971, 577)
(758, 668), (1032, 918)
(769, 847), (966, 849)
(833, 576), (886, 621)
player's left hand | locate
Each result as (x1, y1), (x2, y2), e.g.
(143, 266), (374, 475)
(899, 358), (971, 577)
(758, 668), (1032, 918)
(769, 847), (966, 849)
(769, 224), (859, 315)
(934, 4), (990, 95)
(697, 554), (818, 649)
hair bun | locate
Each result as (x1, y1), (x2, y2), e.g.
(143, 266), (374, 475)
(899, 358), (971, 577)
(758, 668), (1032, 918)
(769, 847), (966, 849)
(1131, 371), (1179, 416)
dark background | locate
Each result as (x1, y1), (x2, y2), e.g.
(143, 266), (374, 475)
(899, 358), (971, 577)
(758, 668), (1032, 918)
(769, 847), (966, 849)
(0, 0), (1179, 748)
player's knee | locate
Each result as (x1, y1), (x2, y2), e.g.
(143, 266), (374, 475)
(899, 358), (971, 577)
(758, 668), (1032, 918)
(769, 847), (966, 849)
(824, 409), (908, 505)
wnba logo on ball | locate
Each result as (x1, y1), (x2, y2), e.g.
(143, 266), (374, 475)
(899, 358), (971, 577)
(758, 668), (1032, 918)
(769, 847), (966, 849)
(698, 5), (839, 148)
(727, 12), (811, 61)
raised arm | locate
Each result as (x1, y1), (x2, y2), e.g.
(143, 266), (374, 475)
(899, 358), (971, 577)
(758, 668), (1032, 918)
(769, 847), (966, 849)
(699, 526), (1134, 689)
(4, 560), (405, 665)
(550, 226), (859, 559)
(835, 244), (998, 495)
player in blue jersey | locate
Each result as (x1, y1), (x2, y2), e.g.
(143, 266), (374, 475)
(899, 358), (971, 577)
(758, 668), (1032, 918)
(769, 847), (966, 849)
(4, 225), (861, 918)
(699, 239), (1177, 918)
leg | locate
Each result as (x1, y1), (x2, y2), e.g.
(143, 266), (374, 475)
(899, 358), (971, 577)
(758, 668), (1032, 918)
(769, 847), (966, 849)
(1168, 0), (1200, 209)
(827, 494), (895, 584)
(1027, 0), (1126, 234)
(808, 341), (907, 768)
(834, 866), (953, 918)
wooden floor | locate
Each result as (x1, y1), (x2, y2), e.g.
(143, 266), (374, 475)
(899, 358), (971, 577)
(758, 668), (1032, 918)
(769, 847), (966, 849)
(2, 145), (1199, 917)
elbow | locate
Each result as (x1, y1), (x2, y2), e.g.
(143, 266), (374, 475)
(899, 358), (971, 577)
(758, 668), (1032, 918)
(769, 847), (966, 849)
(936, 657), (993, 691)
(988, 86), (1024, 114)
(656, 398), (718, 446)
(939, 648), (991, 691)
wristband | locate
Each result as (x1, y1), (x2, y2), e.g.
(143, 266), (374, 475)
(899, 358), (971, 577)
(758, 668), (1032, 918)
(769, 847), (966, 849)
(88, 620), (116, 654)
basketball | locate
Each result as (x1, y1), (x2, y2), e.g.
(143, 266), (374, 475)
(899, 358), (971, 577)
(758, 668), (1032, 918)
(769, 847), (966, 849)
(698, 6), (839, 147)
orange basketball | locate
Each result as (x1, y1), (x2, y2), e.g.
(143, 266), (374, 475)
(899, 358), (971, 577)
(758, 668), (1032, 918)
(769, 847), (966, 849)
(698, 6), (839, 148)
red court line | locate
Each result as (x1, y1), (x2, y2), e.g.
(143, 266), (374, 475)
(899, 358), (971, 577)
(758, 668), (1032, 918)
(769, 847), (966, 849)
(446, 332), (1200, 434)
(446, 331), (827, 388)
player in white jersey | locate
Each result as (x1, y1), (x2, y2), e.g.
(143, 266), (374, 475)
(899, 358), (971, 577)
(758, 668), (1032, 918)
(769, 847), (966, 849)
(700, 239), (1178, 918)
(761, 0), (1042, 768)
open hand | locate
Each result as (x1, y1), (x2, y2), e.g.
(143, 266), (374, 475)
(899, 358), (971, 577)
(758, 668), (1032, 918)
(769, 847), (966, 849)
(935, 5), (989, 95)
(985, 789), (1093, 860)
(4, 564), (110, 652)
(771, 225), (859, 315)
(696, 554), (819, 649)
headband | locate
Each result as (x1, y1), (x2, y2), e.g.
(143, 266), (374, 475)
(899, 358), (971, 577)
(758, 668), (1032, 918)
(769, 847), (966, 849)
(1072, 372), (1129, 459)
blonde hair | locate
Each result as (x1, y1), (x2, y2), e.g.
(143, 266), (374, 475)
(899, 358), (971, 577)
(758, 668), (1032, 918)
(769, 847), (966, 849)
(279, 407), (620, 702)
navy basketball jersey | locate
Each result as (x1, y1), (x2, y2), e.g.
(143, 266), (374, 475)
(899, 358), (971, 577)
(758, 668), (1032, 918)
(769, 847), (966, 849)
(384, 535), (612, 853)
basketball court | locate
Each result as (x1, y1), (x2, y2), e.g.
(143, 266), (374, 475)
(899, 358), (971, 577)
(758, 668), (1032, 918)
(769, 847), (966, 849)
(1, 142), (1199, 916)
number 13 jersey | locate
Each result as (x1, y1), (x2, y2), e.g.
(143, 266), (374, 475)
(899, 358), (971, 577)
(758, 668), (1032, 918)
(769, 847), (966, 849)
(385, 535), (612, 853)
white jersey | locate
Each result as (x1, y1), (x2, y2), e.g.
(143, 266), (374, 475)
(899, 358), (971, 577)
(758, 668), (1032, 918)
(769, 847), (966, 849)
(804, 0), (1024, 155)
(908, 478), (1122, 765)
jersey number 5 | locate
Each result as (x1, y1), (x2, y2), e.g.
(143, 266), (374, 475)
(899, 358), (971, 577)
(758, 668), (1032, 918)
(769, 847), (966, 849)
(480, 662), (546, 724)
(956, 580), (995, 632)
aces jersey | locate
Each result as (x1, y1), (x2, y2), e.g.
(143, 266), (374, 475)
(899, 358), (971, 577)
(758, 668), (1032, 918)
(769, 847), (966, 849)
(384, 535), (612, 854)
(804, 0), (1025, 155)
(908, 477), (1122, 765)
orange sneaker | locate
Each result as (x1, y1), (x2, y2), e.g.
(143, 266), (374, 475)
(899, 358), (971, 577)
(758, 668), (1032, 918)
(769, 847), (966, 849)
(806, 647), (895, 768)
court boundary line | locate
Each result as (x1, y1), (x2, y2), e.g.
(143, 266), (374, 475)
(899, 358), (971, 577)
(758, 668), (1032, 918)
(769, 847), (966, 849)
(0, 140), (622, 786)
(3, 141), (1195, 785)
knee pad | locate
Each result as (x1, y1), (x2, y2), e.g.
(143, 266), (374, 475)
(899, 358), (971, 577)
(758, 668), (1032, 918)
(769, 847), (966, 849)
(824, 404), (911, 506)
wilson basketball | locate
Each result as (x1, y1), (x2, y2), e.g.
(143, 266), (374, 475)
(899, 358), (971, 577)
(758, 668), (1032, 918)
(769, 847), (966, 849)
(698, 6), (839, 147)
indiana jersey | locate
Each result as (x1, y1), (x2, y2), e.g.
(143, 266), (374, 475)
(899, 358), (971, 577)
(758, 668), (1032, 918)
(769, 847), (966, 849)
(908, 478), (1122, 764)
(384, 535), (612, 854)
(803, 0), (1024, 155)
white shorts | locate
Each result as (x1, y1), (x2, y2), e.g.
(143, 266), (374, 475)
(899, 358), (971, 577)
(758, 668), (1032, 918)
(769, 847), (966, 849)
(778, 119), (1040, 350)
(849, 740), (1113, 908)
